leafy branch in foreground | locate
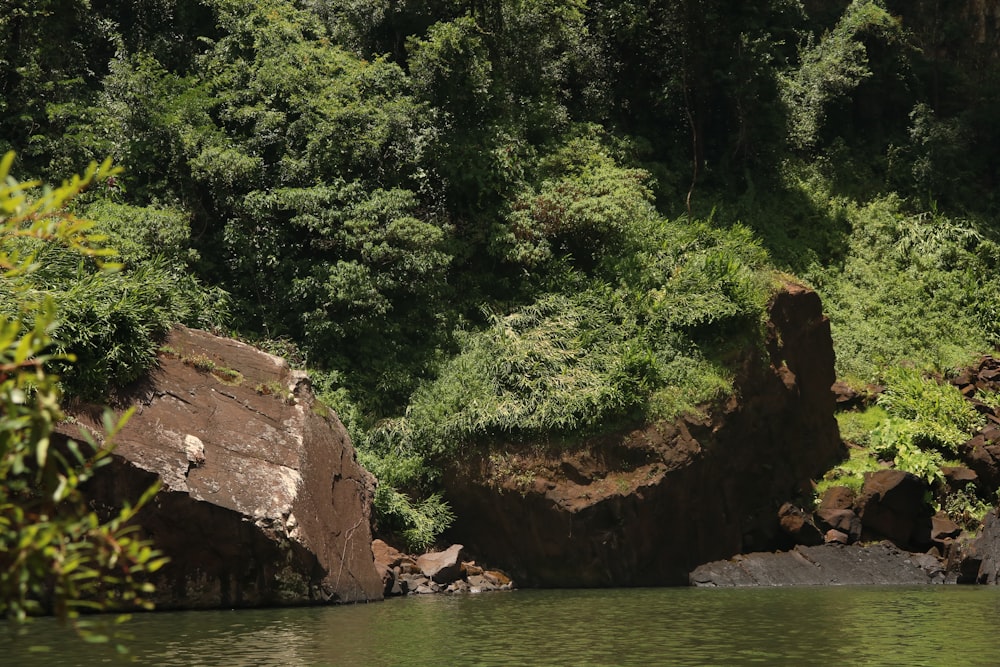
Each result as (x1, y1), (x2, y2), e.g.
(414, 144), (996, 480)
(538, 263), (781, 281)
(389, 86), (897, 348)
(0, 152), (167, 636)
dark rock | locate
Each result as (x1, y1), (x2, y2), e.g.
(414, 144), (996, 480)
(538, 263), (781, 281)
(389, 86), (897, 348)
(417, 544), (465, 584)
(778, 503), (823, 546)
(818, 485), (856, 511)
(960, 436), (1000, 490)
(400, 574), (430, 592)
(832, 381), (859, 408)
(856, 470), (933, 550)
(690, 543), (944, 587)
(942, 466), (978, 493)
(442, 283), (844, 586)
(824, 529), (849, 544)
(961, 508), (1000, 583)
(815, 508), (861, 543)
(69, 326), (382, 608)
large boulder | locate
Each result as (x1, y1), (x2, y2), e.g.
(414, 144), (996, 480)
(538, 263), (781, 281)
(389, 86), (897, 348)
(855, 470), (933, 550)
(442, 282), (845, 586)
(66, 326), (383, 608)
(417, 544), (465, 584)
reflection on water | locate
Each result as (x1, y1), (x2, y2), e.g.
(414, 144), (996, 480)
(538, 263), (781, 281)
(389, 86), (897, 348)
(3, 586), (1000, 666)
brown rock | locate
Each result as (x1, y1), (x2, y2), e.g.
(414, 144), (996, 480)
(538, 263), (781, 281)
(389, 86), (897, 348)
(483, 570), (513, 587)
(778, 502), (823, 546)
(417, 544), (465, 584)
(815, 508), (861, 543)
(942, 466), (978, 493)
(824, 529), (850, 544)
(441, 282), (845, 586)
(930, 513), (962, 542)
(462, 561), (484, 577)
(818, 485), (856, 511)
(372, 539), (406, 569)
(856, 470), (933, 550)
(832, 381), (858, 408)
(960, 435), (1000, 490)
(68, 326), (383, 608)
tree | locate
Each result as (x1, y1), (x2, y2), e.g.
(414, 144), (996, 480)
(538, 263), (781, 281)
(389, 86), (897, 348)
(0, 152), (166, 632)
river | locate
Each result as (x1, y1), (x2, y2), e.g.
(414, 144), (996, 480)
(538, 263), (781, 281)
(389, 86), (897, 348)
(3, 586), (999, 666)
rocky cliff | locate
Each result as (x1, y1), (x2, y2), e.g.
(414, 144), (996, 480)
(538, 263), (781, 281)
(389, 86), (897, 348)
(442, 282), (845, 587)
(64, 326), (383, 609)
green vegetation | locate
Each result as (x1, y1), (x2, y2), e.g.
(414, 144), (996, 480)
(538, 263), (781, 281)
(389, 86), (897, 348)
(0, 154), (166, 636)
(4, 0), (1000, 550)
(822, 369), (991, 521)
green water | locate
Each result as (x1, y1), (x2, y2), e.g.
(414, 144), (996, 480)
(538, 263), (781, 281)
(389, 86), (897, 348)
(3, 587), (999, 666)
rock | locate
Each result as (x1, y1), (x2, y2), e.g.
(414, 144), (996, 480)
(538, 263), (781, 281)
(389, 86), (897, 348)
(68, 326), (383, 608)
(400, 574), (430, 592)
(466, 574), (494, 592)
(818, 485), (856, 511)
(930, 513), (962, 543)
(483, 570), (513, 587)
(690, 543), (944, 587)
(856, 470), (933, 550)
(462, 561), (484, 577)
(448, 580), (471, 593)
(417, 544), (465, 584)
(942, 466), (978, 493)
(832, 382), (860, 409)
(961, 508), (1000, 583)
(815, 508), (861, 543)
(372, 539), (405, 569)
(442, 283), (844, 586)
(824, 529), (849, 544)
(959, 435), (1000, 490)
(778, 503), (823, 546)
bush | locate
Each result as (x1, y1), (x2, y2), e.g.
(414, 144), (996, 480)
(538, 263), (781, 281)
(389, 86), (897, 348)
(0, 153), (166, 637)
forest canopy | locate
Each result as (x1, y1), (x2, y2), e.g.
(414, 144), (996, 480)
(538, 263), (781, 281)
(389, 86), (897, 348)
(3, 0), (999, 547)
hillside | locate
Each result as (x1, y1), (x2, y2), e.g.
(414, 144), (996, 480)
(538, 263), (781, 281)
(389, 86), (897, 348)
(2, 0), (999, 553)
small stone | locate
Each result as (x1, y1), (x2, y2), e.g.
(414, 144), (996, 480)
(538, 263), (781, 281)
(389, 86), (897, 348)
(824, 529), (849, 544)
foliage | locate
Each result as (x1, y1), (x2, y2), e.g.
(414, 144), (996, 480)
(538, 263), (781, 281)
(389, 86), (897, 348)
(806, 195), (1000, 381)
(0, 153), (166, 633)
(824, 369), (985, 509)
(354, 418), (454, 552)
(780, 0), (902, 150)
(492, 129), (655, 270)
(405, 213), (771, 456)
(5, 0), (1000, 551)
(814, 445), (880, 497)
(942, 484), (993, 533)
(875, 367), (983, 452)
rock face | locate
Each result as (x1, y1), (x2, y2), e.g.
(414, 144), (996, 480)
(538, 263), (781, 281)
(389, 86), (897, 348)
(442, 282), (844, 586)
(690, 543), (947, 587)
(961, 508), (1000, 583)
(67, 326), (383, 608)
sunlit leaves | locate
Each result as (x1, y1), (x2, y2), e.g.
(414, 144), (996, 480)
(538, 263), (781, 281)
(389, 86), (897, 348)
(0, 155), (165, 632)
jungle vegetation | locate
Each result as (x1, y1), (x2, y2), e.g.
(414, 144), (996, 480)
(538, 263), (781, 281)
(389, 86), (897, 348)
(3, 0), (1000, 551)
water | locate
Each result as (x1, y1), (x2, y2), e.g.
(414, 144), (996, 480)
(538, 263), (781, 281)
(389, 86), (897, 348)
(3, 586), (1000, 666)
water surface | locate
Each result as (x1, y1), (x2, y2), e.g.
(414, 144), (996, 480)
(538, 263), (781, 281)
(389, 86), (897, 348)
(3, 586), (998, 666)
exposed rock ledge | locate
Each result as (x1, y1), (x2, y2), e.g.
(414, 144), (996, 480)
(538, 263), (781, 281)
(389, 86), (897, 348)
(689, 543), (948, 587)
(442, 282), (845, 586)
(62, 326), (383, 609)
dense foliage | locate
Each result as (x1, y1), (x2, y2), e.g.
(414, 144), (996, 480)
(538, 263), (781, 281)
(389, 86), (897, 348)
(4, 0), (1000, 547)
(0, 154), (166, 635)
